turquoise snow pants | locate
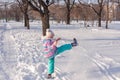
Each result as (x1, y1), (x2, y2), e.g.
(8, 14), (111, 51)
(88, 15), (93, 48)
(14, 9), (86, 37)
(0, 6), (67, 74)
(48, 44), (72, 74)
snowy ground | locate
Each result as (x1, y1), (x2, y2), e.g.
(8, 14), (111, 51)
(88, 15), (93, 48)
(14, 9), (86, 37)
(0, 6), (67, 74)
(0, 21), (120, 80)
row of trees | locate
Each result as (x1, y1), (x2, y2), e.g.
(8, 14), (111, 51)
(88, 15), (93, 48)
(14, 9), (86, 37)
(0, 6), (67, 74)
(0, 0), (120, 35)
(0, 2), (22, 22)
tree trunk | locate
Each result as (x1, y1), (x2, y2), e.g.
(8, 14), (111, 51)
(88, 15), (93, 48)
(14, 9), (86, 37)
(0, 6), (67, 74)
(15, 13), (20, 22)
(41, 13), (50, 36)
(27, 0), (50, 35)
(98, 6), (103, 27)
(66, 10), (70, 24)
(5, 4), (8, 22)
(98, 16), (101, 27)
(105, 0), (109, 29)
(84, 18), (87, 28)
(24, 13), (30, 29)
(106, 18), (108, 29)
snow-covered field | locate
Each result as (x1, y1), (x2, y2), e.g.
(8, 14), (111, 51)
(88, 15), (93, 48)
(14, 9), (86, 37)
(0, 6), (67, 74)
(0, 21), (120, 80)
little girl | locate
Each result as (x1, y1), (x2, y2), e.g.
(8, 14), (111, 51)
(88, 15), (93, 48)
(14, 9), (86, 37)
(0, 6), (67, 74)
(42, 29), (78, 79)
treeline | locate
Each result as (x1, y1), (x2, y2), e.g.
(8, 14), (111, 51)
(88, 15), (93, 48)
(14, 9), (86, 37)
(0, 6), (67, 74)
(0, 3), (22, 22)
(0, 0), (120, 35)
(0, 3), (120, 22)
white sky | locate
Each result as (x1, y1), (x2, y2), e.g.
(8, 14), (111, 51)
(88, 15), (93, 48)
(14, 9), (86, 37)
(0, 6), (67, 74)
(0, 0), (96, 4)
(0, 0), (14, 2)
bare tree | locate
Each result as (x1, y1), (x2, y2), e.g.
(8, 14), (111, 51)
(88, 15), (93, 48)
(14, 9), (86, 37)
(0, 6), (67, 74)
(27, 0), (54, 35)
(4, 3), (8, 22)
(112, 0), (120, 6)
(64, 0), (75, 24)
(17, 0), (30, 29)
(79, 0), (105, 27)
(0, 2), (9, 22)
(76, 2), (96, 27)
(90, 0), (105, 27)
(105, 0), (110, 29)
(10, 3), (22, 22)
(70, 5), (80, 22)
(0, 5), (3, 20)
(49, 4), (69, 23)
(75, 3), (89, 27)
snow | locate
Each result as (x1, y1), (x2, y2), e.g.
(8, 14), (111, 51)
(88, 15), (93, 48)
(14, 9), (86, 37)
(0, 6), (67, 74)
(0, 21), (120, 80)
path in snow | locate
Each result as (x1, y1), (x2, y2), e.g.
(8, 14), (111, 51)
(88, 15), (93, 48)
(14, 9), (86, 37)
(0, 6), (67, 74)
(0, 25), (5, 80)
(0, 23), (17, 80)
(0, 23), (70, 80)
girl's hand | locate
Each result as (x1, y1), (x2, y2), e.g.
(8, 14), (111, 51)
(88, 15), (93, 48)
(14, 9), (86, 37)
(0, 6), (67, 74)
(53, 38), (61, 46)
(56, 38), (61, 41)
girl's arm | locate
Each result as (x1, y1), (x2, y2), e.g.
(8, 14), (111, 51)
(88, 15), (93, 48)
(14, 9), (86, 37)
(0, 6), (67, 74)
(52, 38), (61, 46)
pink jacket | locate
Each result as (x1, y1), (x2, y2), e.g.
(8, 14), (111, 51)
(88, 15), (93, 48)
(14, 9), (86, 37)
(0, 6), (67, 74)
(42, 38), (57, 58)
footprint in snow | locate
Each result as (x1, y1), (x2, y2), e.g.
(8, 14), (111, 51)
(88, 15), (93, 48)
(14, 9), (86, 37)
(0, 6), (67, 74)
(23, 75), (36, 80)
(36, 63), (48, 79)
(0, 42), (2, 46)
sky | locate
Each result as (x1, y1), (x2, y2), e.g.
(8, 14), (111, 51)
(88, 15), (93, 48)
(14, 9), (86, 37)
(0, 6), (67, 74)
(0, 0), (96, 2)
(0, 0), (14, 2)
(0, 0), (97, 3)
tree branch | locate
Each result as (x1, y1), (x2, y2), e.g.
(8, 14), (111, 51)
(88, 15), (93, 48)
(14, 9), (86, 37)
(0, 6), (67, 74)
(64, 0), (67, 5)
(38, 0), (47, 9)
(90, 5), (99, 16)
(70, 0), (75, 10)
(48, 0), (54, 6)
(16, 0), (24, 13)
(27, 0), (44, 16)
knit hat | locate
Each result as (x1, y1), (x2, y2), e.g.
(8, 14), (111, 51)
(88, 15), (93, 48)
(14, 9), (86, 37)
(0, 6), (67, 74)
(46, 29), (54, 38)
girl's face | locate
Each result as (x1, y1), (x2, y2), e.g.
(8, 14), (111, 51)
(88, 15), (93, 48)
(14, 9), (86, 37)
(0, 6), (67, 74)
(50, 35), (54, 38)
(47, 34), (54, 39)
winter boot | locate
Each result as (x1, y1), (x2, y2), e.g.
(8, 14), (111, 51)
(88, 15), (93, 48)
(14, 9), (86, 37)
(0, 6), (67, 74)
(47, 74), (52, 79)
(71, 38), (78, 47)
